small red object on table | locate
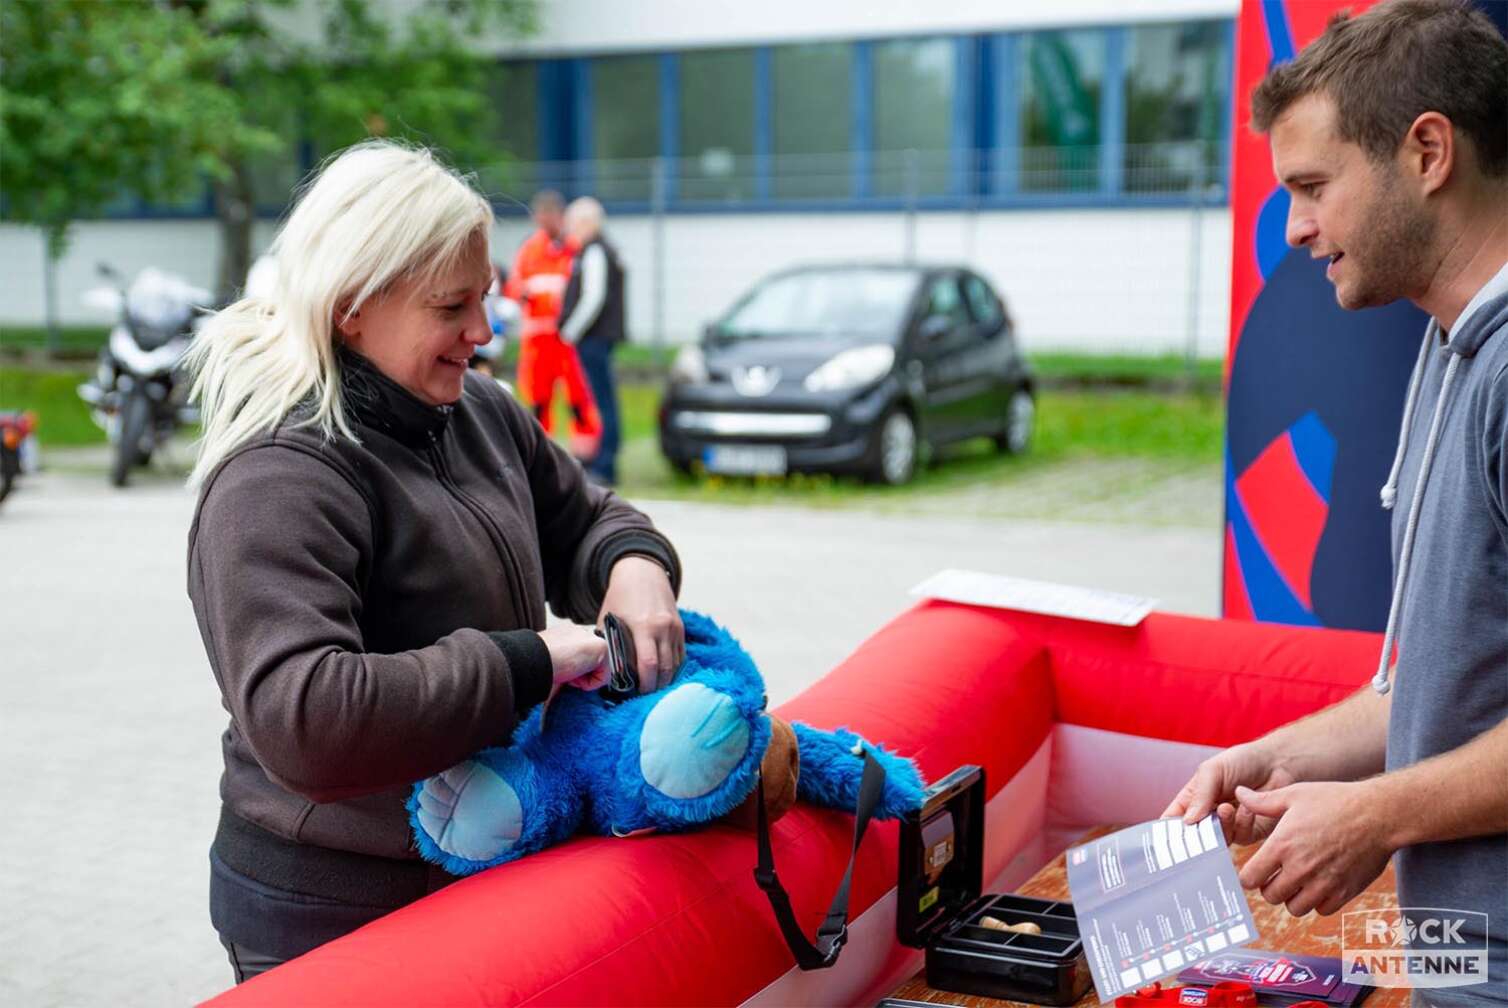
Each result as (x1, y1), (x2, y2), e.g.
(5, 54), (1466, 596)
(1115, 980), (1257, 1006)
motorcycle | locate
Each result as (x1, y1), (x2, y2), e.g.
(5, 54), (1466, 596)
(76, 264), (211, 487)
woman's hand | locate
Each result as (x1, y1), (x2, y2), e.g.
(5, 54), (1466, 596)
(599, 555), (684, 694)
(537, 623), (609, 689)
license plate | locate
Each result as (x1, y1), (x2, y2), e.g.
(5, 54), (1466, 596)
(703, 444), (787, 476)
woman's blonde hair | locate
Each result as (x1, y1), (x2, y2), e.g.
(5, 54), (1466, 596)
(185, 140), (493, 488)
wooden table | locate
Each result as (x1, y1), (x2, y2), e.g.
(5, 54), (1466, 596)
(887, 827), (1407, 1007)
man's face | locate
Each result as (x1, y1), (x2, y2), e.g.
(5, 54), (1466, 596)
(534, 203), (563, 239)
(565, 210), (596, 246)
(1270, 92), (1434, 310)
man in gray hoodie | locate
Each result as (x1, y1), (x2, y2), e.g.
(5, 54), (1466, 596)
(1164, 2), (1508, 1004)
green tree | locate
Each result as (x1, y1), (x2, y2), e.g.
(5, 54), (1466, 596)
(0, 0), (263, 343)
(1, 0), (538, 336)
(189, 0), (537, 299)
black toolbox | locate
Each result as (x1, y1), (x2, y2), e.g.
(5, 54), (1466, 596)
(895, 765), (1091, 1006)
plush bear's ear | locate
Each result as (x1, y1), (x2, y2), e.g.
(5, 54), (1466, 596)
(721, 715), (800, 830)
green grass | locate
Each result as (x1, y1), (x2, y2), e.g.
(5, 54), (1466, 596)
(1028, 352), (1223, 389)
(608, 384), (1223, 507)
(1033, 390), (1224, 460)
(3, 327), (1222, 388)
(8, 361), (1224, 513)
(549, 381), (1224, 472)
(0, 366), (102, 445)
(0, 325), (673, 372)
(1, 325), (110, 358)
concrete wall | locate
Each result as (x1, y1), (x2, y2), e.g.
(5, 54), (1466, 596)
(2, 205), (1230, 357)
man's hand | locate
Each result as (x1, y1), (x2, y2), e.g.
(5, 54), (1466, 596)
(1162, 743), (1296, 844)
(1234, 781), (1396, 917)
(598, 555), (683, 694)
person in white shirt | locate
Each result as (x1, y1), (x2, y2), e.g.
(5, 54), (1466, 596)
(559, 198), (628, 485)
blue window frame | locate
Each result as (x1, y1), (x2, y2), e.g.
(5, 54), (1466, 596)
(94, 18), (1235, 221)
(536, 18), (1226, 214)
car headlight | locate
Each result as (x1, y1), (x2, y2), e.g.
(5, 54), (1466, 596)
(803, 344), (895, 393)
(670, 344), (709, 385)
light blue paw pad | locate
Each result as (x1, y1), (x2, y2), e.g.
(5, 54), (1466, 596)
(639, 683), (751, 799)
(415, 759), (524, 863)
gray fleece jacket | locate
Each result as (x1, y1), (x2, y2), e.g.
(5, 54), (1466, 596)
(188, 353), (680, 865)
(1379, 263), (1508, 1005)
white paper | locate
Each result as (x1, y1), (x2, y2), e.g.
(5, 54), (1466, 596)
(1067, 817), (1259, 1002)
(1183, 822), (1205, 856)
(909, 569), (1157, 627)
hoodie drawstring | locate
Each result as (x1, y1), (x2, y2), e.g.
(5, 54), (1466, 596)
(1380, 327), (1435, 511)
(1373, 349), (1461, 695)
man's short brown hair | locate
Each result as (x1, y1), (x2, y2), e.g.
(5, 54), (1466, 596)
(530, 189), (564, 213)
(1251, 0), (1508, 177)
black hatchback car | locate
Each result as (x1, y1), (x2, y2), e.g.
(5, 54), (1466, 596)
(659, 263), (1034, 484)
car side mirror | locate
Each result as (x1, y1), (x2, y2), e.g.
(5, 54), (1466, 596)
(919, 315), (951, 344)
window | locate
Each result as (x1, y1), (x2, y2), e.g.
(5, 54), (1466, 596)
(246, 155), (304, 213)
(130, 160), (212, 216)
(486, 62), (539, 162)
(591, 55), (660, 202)
(480, 61), (542, 197)
(925, 276), (970, 325)
(721, 268), (918, 340)
(772, 43), (852, 199)
(680, 49), (756, 203)
(1123, 21), (1231, 194)
(146, 182), (211, 216)
(873, 38), (955, 197)
(962, 275), (1003, 327)
(243, 103), (306, 213)
(1018, 29), (1105, 192)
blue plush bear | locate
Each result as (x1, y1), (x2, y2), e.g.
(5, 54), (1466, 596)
(409, 610), (926, 876)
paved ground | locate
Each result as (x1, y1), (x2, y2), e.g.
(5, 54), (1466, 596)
(0, 455), (1219, 1007)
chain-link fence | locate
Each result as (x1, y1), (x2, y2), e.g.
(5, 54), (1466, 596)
(479, 141), (1225, 208)
(0, 140), (1231, 362)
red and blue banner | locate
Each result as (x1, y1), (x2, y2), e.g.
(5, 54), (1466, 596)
(1222, 0), (1428, 630)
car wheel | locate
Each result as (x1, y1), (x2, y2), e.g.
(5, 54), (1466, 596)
(995, 388), (1035, 455)
(868, 408), (917, 486)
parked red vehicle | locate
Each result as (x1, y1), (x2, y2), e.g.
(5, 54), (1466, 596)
(0, 411), (38, 505)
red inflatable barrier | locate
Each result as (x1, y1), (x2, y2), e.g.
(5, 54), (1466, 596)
(202, 602), (1380, 1007)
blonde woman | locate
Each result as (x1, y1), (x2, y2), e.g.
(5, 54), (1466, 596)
(186, 141), (684, 982)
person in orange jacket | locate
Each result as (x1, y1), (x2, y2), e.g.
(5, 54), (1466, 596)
(506, 190), (600, 458)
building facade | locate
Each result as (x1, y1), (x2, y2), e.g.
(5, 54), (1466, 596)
(1, 0), (1239, 355)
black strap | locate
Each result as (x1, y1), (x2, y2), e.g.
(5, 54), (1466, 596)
(754, 748), (887, 971)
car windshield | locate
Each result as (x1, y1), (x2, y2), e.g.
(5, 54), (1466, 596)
(716, 269), (918, 341)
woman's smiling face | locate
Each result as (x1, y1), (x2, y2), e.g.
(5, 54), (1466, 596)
(338, 231), (495, 406)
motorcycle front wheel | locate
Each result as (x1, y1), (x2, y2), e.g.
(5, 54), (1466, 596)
(110, 392), (150, 488)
